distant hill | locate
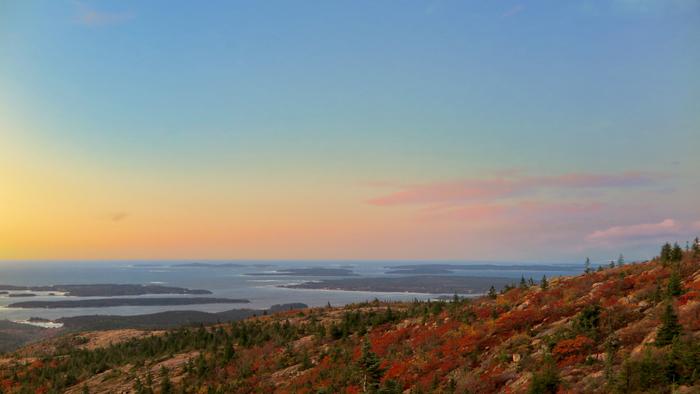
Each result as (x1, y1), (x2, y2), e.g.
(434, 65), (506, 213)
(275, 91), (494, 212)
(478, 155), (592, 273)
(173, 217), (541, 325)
(8, 297), (249, 309)
(283, 275), (514, 293)
(1, 242), (699, 393)
(58, 303), (308, 331)
(0, 283), (212, 296)
(246, 267), (358, 276)
(0, 303), (307, 352)
(172, 262), (246, 268)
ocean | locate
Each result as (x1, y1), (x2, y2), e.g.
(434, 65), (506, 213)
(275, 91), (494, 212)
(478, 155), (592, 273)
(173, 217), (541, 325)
(0, 260), (582, 322)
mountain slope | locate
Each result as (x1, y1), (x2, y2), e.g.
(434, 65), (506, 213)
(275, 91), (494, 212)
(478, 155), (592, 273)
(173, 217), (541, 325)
(1, 243), (699, 393)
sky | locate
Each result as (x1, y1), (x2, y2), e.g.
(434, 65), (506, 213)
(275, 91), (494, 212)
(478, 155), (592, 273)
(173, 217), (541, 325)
(0, 0), (698, 263)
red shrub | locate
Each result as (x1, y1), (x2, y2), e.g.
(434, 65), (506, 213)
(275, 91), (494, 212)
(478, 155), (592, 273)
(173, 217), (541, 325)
(552, 335), (594, 366)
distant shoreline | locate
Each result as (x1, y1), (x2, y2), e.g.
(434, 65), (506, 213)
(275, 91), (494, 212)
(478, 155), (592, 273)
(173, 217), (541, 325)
(281, 275), (515, 294)
(0, 284), (211, 297)
(7, 297), (249, 309)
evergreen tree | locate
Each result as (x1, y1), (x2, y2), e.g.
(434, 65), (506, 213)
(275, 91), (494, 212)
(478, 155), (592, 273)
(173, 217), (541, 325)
(693, 237), (700, 256)
(540, 275), (548, 290)
(667, 268), (683, 297)
(573, 303), (601, 338)
(584, 257), (591, 274)
(604, 335), (620, 387)
(528, 354), (560, 394)
(359, 337), (383, 391)
(671, 243), (684, 262)
(652, 283), (663, 304)
(160, 366), (173, 394)
(488, 286), (497, 299)
(145, 369), (154, 394)
(661, 242), (673, 263)
(520, 275), (528, 289)
(617, 254), (625, 267)
(223, 339), (235, 363)
(656, 302), (682, 346)
(134, 378), (145, 394)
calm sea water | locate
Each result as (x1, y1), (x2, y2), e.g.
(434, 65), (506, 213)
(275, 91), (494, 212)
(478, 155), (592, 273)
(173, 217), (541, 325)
(0, 261), (581, 321)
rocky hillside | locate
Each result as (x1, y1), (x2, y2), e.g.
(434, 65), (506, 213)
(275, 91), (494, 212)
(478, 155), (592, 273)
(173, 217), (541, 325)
(1, 242), (699, 393)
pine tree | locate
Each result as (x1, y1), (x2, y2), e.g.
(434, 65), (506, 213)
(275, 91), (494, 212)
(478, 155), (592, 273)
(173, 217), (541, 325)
(146, 370), (153, 389)
(359, 337), (383, 391)
(223, 339), (235, 363)
(617, 254), (625, 267)
(584, 257), (591, 274)
(528, 354), (560, 394)
(693, 237), (700, 256)
(652, 283), (663, 304)
(656, 302), (682, 346)
(540, 275), (548, 290)
(573, 303), (601, 338)
(604, 335), (619, 387)
(660, 242), (673, 264)
(520, 275), (528, 289)
(160, 366), (173, 394)
(134, 378), (145, 394)
(488, 285), (497, 299)
(671, 242), (684, 262)
(667, 268), (683, 297)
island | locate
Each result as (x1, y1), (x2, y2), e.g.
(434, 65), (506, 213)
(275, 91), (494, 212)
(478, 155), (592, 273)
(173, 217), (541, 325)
(172, 262), (246, 268)
(0, 284), (212, 297)
(0, 303), (308, 352)
(8, 297), (249, 309)
(54, 302), (308, 331)
(7, 293), (37, 298)
(281, 275), (515, 294)
(384, 263), (581, 275)
(246, 268), (357, 276)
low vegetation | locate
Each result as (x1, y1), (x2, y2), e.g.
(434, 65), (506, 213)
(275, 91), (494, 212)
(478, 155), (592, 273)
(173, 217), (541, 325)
(1, 239), (699, 393)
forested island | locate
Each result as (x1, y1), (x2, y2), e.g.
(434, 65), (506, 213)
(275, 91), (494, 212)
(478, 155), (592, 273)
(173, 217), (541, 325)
(172, 262), (246, 268)
(247, 268), (357, 276)
(55, 303), (308, 331)
(0, 303), (308, 351)
(282, 275), (514, 294)
(8, 297), (249, 309)
(0, 283), (211, 297)
(384, 263), (580, 275)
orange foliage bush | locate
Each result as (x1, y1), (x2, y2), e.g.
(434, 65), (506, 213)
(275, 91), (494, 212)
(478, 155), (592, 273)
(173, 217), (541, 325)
(494, 309), (543, 334)
(552, 335), (594, 366)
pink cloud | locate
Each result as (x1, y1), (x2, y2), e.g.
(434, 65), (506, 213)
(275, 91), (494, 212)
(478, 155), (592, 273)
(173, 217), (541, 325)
(368, 172), (654, 206)
(419, 201), (604, 223)
(586, 219), (681, 243)
(368, 178), (515, 206)
(422, 204), (506, 221)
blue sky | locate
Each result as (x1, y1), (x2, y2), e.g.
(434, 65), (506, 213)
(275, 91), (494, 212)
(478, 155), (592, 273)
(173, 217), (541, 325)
(0, 1), (698, 261)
